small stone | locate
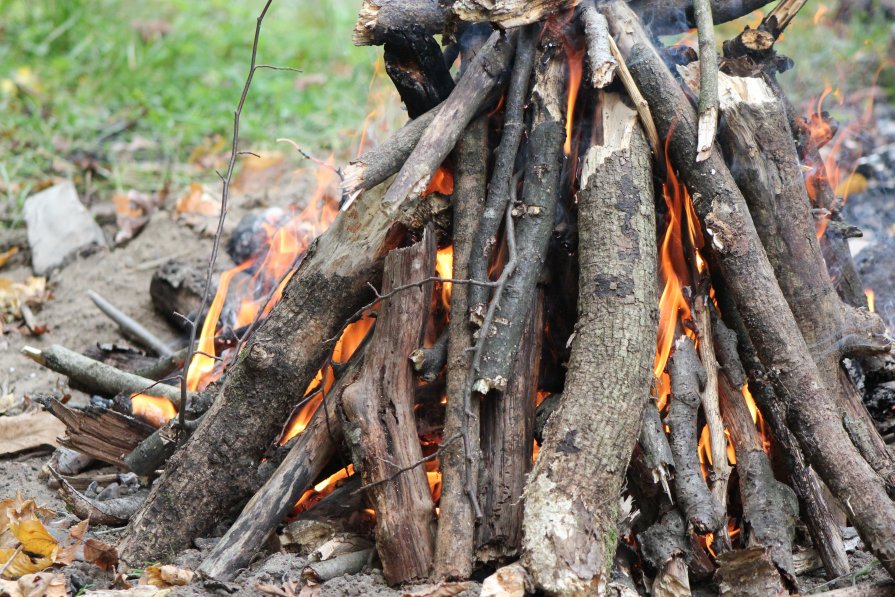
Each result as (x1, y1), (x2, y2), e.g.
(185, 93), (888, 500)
(24, 181), (106, 275)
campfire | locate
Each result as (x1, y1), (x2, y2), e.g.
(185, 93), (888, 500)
(17, 0), (895, 595)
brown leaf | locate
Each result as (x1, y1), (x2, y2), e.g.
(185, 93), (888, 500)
(0, 412), (64, 455)
(402, 581), (475, 597)
(139, 565), (193, 588)
(256, 579), (301, 597)
(0, 572), (66, 597)
(480, 563), (531, 597)
(0, 247), (19, 270)
(82, 538), (118, 571)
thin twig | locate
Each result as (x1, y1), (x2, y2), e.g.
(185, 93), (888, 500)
(607, 35), (660, 156)
(353, 434), (462, 495)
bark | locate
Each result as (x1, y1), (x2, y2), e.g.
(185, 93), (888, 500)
(22, 345), (184, 404)
(639, 401), (674, 499)
(714, 547), (788, 597)
(410, 330), (448, 383)
(580, 4), (617, 88)
(690, 68), (895, 490)
(384, 30), (455, 119)
(340, 231), (437, 585)
(382, 29), (517, 211)
(603, 1), (895, 577)
(522, 91), (658, 596)
(667, 336), (724, 533)
(723, 0), (808, 58)
(342, 105), (440, 198)
(197, 364), (356, 580)
(628, 0), (775, 35)
(473, 30), (564, 394)
(468, 25), (539, 323)
(451, 0), (580, 28)
(476, 292), (543, 563)
(353, 0), (448, 46)
(433, 117), (488, 580)
(605, 36), (661, 156)
(119, 175), (432, 564)
(713, 290), (850, 579)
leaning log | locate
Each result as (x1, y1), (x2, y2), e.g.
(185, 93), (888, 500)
(522, 91), (658, 595)
(340, 231), (437, 584)
(628, 0), (775, 35)
(603, 0), (895, 577)
(433, 117), (488, 579)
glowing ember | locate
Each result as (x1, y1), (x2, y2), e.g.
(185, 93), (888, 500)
(293, 465), (354, 515)
(131, 394), (177, 428)
(866, 288), (876, 313)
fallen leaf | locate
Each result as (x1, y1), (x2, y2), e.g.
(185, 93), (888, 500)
(174, 184), (220, 236)
(480, 563), (531, 597)
(0, 548), (54, 579)
(82, 538), (118, 571)
(0, 276), (49, 325)
(113, 191), (162, 245)
(402, 581), (475, 597)
(139, 565), (193, 588)
(0, 247), (19, 270)
(0, 572), (66, 597)
(81, 586), (169, 596)
(256, 579), (301, 597)
(0, 411), (64, 455)
(11, 520), (58, 560)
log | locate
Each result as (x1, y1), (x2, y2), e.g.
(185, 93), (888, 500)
(522, 91), (658, 595)
(467, 24), (539, 324)
(197, 364), (355, 580)
(638, 510), (691, 597)
(383, 29), (455, 119)
(602, 1), (895, 576)
(580, 3), (617, 88)
(713, 288), (850, 579)
(353, 0), (448, 46)
(119, 174), (437, 563)
(433, 116), (488, 579)
(451, 0), (580, 28)
(714, 313), (798, 583)
(382, 29), (517, 208)
(149, 260), (208, 332)
(476, 291), (543, 563)
(473, 28), (564, 394)
(639, 399), (674, 499)
(667, 336), (724, 533)
(339, 231), (437, 584)
(687, 68), (895, 489)
(22, 345), (184, 404)
(628, 0), (776, 35)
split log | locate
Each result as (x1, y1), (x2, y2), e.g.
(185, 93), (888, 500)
(150, 260), (208, 331)
(118, 176), (436, 563)
(522, 91), (658, 595)
(688, 68), (895, 489)
(714, 313), (798, 583)
(22, 345), (184, 404)
(602, 1), (895, 576)
(43, 399), (153, 468)
(580, 3), (617, 88)
(197, 365), (355, 580)
(383, 29), (454, 118)
(476, 291), (543, 563)
(714, 288), (850, 578)
(473, 29), (564, 393)
(433, 116), (488, 578)
(339, 231), (437, 584)
(667, 336), (724, 533)
(468, 24), (539, 323)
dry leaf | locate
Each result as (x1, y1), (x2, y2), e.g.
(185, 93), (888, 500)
(113, 191), (161, 245)
(0, 247), (19, 270)
(0, 276), (49, 324)
(139, 565), (193, 588)
(174, 184), (220, 236)
(81, 587), (170, 596)
(83, 538), (118, 571)
(0, 411), (65, 455)
(11, 520), (58, 560)
(480, 563), (531, 597)
(0, 572), (66, 597)
(402, 581), (474, 597)
(256, 579), (301, 597)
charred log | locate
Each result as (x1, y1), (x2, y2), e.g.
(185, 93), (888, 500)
(384, 30), (455, 118)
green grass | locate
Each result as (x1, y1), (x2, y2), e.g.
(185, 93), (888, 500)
(0, 0), (386, 223)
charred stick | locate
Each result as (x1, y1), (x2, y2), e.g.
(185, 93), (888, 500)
(339, 231), (437, 585)
(383, 30), (455, 118)
(409, 330), (449, 383)
(342, 105), (440, 198)
(724, 0), (808, 57)
(87, 290), (173, 357)
(353, 0), (448, 45)
(476, 290), (544, 563)
(468, 24), (539, 322)
(197, 362), (357, 580)
(22, 345), (184, 404)
(694, 298), (731, 547)
(381, 28), (517, 209)
(628, 0), (775, 35)
(692, 0), (718, 161)
(638, 510), (692, 596)
(473, 30), (564, 394)
(713, 313), (799, 584)
(123, 419), (179, 476)
(522, 91), (658, 594)
(580, 2), (617, 88)
(667, 336), (724, 533)
(689, 67), (895, 490)
(603, 1), (895, 576)
(433, 116), (488, 579)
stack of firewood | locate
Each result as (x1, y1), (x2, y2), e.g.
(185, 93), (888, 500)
(26, 0), (895, 594)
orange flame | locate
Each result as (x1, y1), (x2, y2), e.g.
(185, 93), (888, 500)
(131, 394), (177, 428)
(435, 247), (454, 311)
(424, 166), (454, 196)
(866, 289), (876, 313)
(293, 464), (355, 515)
(564, 48), (584, 156)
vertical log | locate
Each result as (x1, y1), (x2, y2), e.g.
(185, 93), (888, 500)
(340, 230), (437, 584)
(522, 92), (658, 595)
(477, 292), (544, 562)
(602, 1), (895, 577)
(433, 116), (488, 579)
